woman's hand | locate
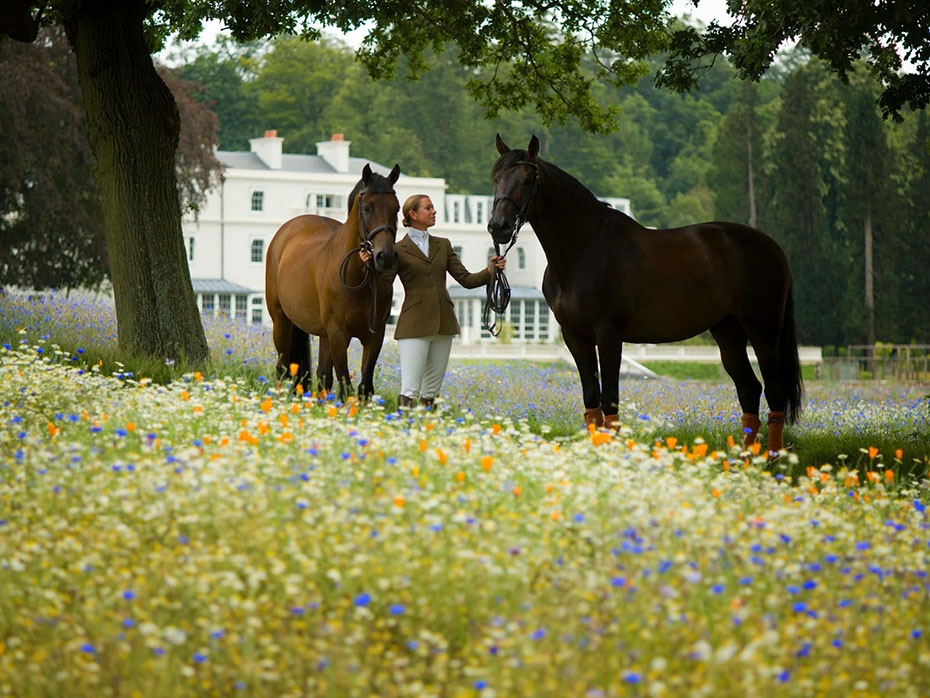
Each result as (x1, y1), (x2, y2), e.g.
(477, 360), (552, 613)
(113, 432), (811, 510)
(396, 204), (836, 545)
(359, 249), (372, 264)
(488, 255), (506, 273)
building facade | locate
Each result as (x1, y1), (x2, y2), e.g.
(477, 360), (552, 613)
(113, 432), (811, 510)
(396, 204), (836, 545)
(182, 132), (631, 344)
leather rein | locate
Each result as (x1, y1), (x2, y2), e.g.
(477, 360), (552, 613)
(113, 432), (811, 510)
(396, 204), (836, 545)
(483, 160), (539, 336)
(339, 188), (397, 334)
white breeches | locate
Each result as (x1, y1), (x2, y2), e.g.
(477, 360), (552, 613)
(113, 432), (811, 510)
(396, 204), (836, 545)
(397, 335), (454, 399)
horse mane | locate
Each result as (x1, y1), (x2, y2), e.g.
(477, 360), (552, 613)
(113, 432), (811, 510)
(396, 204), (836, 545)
(347, 170), (396, 214)
(494, 149), (608, 209)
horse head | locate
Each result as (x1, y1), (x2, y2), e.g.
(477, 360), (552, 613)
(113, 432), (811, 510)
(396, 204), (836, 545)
(487, 134), (540, 246)
(351, 163), (401, 271)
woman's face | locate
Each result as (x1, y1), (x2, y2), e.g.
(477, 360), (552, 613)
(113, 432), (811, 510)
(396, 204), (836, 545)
(409, 197), (436, 230)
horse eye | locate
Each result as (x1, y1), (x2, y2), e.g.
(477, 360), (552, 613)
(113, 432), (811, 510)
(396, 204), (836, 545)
(363, 203), (373, 213)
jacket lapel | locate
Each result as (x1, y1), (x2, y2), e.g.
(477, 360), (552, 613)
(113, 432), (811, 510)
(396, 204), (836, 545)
(400, 235), (429, 261)
(428, 236), (441, 262)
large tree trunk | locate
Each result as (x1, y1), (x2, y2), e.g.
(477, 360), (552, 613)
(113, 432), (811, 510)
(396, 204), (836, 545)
(63, 0), (208, 364)
(746, 120), (756, 229)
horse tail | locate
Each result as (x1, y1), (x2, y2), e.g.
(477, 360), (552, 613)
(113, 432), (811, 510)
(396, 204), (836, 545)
(780, 284), (803, 425)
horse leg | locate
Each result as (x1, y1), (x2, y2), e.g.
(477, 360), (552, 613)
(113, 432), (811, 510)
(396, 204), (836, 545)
(270, 312), (294, 379)
(711, 316), (763, 450)
(358, 331), (386, 401)
(597, 336), (622, 430)
(327, 329), (354, 401)
(317, 336), (334, 395)
(289, 325), (313, 393)
(562, 326), (603, 428)
(747, 331), (787, 457)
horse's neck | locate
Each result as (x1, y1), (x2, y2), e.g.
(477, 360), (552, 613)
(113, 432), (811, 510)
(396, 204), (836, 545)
(530, 163), (613, 273)
(335, 210), (363, 255)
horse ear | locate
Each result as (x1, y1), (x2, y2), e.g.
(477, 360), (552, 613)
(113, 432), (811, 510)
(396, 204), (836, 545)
(362, 163), (373, 184)
(496, 134), (510, 155)
(527, 135), (540, 159)
(388, 163), (400, 184)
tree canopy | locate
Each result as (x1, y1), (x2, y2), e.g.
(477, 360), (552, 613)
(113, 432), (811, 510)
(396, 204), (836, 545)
(659, 0), (930, 121)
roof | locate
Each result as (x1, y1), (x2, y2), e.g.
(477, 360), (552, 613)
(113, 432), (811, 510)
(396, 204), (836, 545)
(216, 151), (393, 176)
(447, 285), (546, 301)
(191, 279), (256, 294)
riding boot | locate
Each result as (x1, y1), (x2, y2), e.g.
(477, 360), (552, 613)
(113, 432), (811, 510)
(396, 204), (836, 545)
(584, 407), (604, 429)
(741, 413), (761, 450)
(603, 413), (620, 431)
(767, 411), (786, 457)
(419, 397), (435, 410)
(398, 395), (414, 410)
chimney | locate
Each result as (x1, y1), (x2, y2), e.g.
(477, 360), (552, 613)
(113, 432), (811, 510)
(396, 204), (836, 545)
(316, 133), (351, 173)
(249, 129), (283, 170)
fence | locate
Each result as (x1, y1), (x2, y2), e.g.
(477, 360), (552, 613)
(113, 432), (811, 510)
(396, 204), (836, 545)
(821, 345), (930, 381)
(450, 342), (824, 365)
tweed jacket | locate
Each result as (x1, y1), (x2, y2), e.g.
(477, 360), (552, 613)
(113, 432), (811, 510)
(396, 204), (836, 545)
(393, 234), (491, 339)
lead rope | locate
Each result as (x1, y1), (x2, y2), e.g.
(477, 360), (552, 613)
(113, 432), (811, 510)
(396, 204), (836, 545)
(482, 236), (517, 337)
(482, 161), (538, 336)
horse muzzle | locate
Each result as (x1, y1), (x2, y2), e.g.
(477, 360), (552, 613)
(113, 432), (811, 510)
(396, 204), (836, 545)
(374, 249), (397, 271)
(487, 217), (515, 246)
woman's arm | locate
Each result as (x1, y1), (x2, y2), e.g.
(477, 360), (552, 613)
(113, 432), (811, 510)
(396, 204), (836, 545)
(445, 240), (505, 288)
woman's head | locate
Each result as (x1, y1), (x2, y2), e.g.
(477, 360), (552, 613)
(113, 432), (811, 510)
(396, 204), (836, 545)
(403, 195), (436, 230)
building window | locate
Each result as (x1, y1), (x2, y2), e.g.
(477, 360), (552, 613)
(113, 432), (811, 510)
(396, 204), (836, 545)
(250, 190), (264, 212)
(251, 297), (263, 325)
(453, 245), (463, 260)
(201, 294), (215, 317)
(475, 201), (484, 224)
(188, 236), (195, 261)
(251, 239), (264, 264)
(487, 246), (496, 261)
(524, 300), (536, 340)
(538, 302), (549, 340)
(509, 300), (522, 340)
(218, 294), (231, 319)
(453, 201), (461, 223)
(235, 295), (247, 322)
(517, 247), (526, 270)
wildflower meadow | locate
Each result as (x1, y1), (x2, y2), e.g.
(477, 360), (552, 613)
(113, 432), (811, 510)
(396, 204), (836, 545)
(1, 291), (929, 697)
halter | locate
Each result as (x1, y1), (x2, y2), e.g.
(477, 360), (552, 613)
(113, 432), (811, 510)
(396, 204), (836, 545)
(339, 187), (398, 334)
(484, 160), (540, 336)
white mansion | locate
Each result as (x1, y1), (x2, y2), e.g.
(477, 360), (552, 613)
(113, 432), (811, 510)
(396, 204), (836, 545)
(182, 131), (631, 344)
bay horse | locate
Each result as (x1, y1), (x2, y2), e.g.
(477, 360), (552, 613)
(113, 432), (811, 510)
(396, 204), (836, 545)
(265, 163), (400, 399)
(487, 135), (802, 455)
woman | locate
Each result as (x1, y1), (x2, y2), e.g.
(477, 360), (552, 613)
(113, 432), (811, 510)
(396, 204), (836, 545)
(362, 194), (505, 409)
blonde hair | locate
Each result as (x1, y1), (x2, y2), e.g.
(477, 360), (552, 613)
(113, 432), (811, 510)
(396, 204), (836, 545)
(402, 194), (430, 227)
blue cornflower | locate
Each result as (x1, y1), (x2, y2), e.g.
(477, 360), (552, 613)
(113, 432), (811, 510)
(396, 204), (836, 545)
(354, 593), (371, 607)
(389, 604), (405, 615)
(81, 643), (95, 654)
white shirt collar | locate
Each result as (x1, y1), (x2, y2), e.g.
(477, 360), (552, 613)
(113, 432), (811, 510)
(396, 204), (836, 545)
(405, 227), (430, 256)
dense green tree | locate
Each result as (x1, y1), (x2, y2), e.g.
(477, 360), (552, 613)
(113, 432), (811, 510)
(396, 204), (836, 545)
(897, 111), (930, 342)
(837, 72), (897, 344)
(174, 40), (262, 151)
(764, 61), (848, 345)
(660, 0), (930, 120)
(709, 80), (771, 226)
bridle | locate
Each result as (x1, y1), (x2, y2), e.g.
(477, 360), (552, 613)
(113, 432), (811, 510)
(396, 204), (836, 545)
(484, 160), (539, 336)
(339, 187), (398, 333)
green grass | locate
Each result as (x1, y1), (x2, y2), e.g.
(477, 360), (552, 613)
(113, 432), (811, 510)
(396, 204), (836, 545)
(641, 361), (821, 382)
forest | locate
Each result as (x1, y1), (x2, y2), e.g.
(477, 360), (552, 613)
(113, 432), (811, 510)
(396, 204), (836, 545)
(3, 29), (929, 348)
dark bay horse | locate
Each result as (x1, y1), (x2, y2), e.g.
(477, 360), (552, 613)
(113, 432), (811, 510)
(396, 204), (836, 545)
(265, 163), (400, 399)
(487, 135), (802, 455)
